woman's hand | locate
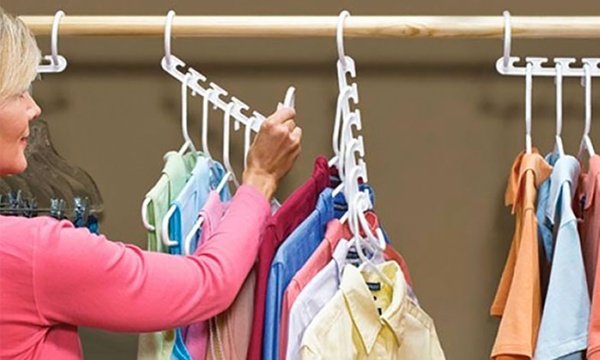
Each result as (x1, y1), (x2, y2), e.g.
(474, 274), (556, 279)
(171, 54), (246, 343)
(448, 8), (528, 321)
(242, 106), (302, 201)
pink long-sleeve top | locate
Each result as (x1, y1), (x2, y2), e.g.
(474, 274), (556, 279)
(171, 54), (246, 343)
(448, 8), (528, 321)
(0, 185), (270, 360)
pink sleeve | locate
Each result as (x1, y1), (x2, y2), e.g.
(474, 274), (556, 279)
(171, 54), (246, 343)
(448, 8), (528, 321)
(33, 185), (269, 333)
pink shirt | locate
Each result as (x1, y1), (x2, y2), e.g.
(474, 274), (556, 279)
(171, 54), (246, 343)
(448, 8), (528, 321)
(578, 155), (600, 359)
(0, 185), (270, 360)
(183, 191), (229, 360)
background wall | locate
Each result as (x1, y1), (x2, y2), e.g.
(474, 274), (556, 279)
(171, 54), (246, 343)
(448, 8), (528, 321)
(3, 1), (600, 359)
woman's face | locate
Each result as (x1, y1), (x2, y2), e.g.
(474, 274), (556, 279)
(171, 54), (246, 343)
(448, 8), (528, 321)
(0, 89), (41, 175)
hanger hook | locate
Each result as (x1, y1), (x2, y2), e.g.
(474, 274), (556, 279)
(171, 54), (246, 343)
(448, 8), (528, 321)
(50, 10), (65, 65)
(164, 10), (176, 68)
(584, 63), (592, 136)
(202, 89), (214, 159)
(502, 11), (512, 69)
(555, 62), (563, 137)
(181, 72), (197, 155)
(525, 60), (533, 154)
(337, 10), (350, 68)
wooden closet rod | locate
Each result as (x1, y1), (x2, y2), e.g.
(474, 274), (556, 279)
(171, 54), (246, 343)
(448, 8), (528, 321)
(19, 16), (600, 39)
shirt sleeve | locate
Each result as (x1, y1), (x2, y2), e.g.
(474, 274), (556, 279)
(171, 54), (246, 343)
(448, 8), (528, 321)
(32, 185), (270, 333)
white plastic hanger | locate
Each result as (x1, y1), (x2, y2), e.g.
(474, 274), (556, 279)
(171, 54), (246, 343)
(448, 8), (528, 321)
(141, 72), (196, 231)
(180, 73), (198, 156)
(329, 86), (359, 168)
(338, 111), (362, 182)
(348, 189), (393, 287)
(554, 61), (566, 156)
(37, 10), (68, 74)
(201, 89), (216, 160)
(159, 72), (200, 247)
(336, 136), (366, 212)
(140, 198), (155, 231)
(525, 60), (534, 154)
(336, 10), (357, 95)
(221, 102), (239, 188)
(579, 63), (596, 159)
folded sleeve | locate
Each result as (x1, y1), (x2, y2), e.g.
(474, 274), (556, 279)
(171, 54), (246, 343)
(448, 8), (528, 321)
(33, 185), (270, 332)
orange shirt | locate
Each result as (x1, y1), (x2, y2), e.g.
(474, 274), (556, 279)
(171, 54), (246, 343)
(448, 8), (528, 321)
(490, 150), (552, 360)
(578, 155), (600, 359)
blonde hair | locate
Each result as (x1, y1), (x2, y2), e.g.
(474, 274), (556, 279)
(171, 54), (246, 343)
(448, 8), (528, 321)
(0, 7), (41, 104)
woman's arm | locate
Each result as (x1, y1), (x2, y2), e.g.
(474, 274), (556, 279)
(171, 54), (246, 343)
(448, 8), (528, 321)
(33, 185), (269, 332)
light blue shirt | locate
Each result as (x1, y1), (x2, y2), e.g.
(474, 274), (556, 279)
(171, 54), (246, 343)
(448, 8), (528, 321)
(534, 155), (589, 360)
(168, 158), (230, 255)
(537, 152), (560, 263)
(262, 187), (335, 360)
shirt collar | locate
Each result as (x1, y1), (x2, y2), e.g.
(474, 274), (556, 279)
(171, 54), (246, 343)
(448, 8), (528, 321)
(583, 155), (600, 210)
(505, 149), (552, 213)
(340, 261), (407, 353)
(545, 155), (580, 223)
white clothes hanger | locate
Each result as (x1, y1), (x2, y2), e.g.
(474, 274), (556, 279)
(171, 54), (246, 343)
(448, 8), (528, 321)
(554, 61), (566, 156)
(336, 10), (357, 94)
(37, 10), (68, 74)
(161, 10), (295, 134)
(525, 60), (534, 154)
(579, 62), (596, 159)
(221, 102), (239, 189)
(141, 71), (196, 231)
(338, 111), (362, 182)
(180, 72), (198, 156)
(336, 136), (366, 212)
(201, 88), (215, 160)
(329, 86), (359, 168)
(159, 72), (200, 247)
(348, 190), (393, 287)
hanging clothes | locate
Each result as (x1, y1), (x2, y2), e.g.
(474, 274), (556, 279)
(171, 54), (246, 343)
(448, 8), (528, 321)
(578, 155), (600, 359)
(167, 158), (229, 256)
(490, 150), (552, 359)
(194, 192), (256, 360)
(262, 187), (335, 360)
(534, 155), (589, 360)
(299, 261), (445, 359)
(246, 156), (330, 360)
(137, 150), (198, 360)
(169, 160), (231, 360)
(183, 191), (230, 360)
(278, 219), (345, 360)
(279, 213), (415, 360)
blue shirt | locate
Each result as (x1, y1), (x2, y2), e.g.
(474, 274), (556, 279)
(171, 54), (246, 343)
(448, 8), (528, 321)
(262, 188), (335, 360)
(168, 159), (230, 255)
(534, 155), (589, 360)
(537, 152), (560, 263)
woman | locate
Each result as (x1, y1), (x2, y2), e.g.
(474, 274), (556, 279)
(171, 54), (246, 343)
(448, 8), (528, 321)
(0, 8), (302, 360)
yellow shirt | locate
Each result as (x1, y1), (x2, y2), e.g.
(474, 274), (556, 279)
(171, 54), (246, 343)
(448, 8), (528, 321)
(299, 261), (445, 359)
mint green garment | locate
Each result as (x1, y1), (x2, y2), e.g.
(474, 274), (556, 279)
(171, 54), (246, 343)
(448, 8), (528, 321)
(137, 150), (199, 360)
(145, 151), (198, 253)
